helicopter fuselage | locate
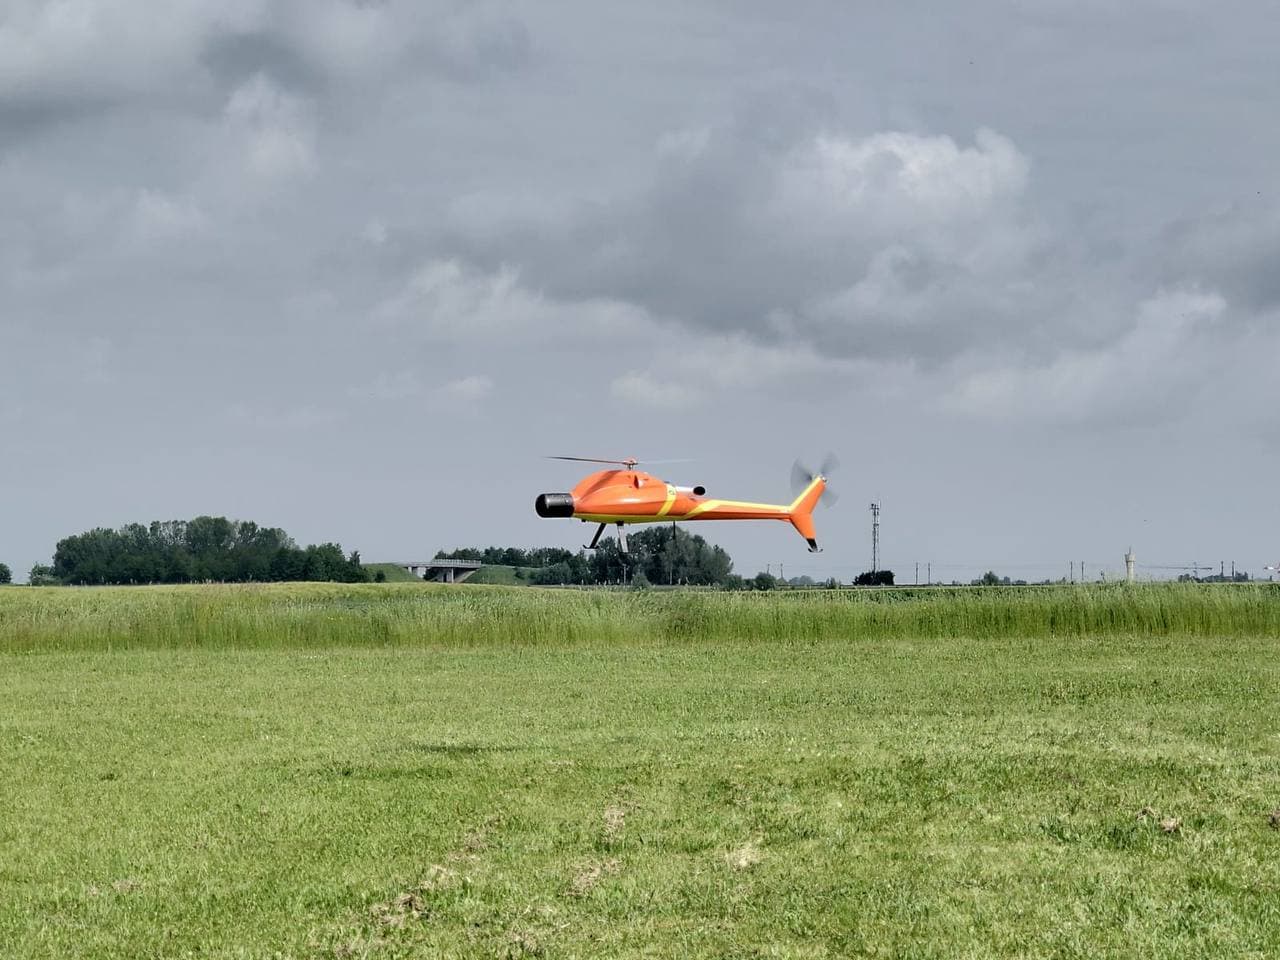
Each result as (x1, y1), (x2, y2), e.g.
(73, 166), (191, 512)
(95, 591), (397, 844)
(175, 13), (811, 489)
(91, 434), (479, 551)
(535, 468), (825, 550)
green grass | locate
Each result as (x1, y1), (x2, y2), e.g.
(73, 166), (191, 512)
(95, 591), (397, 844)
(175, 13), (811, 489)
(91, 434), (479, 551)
(466, 564), (537, 586)
(1, 581), (1278, 653)
(365, 564), (424, 583)
(2, 583), (1280, 958)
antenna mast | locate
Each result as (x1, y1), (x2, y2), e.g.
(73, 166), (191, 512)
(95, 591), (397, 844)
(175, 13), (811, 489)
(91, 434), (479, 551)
(869, 501), (881, 573)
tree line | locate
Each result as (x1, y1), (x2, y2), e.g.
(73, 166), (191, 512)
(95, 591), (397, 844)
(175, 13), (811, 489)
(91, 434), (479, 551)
(435, 545), (584, 568)
(439, 527), (738, 587)
(29, 516), (369, 586)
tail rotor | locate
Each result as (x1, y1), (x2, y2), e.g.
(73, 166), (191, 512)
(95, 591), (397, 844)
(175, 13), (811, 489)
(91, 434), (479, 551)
(791, 453), (840, 508)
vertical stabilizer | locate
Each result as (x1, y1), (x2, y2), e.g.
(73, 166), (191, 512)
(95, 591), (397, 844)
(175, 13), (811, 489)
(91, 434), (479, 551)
(788, 477), (826, 552)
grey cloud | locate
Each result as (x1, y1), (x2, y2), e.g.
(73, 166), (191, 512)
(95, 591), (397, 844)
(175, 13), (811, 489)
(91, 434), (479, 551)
(942, 288), (1233, 425)
(0, 99), (108, 147)
(438, 117), (1072, 366)
(1155, 204), (1280, 314)
(409, 5), (530, 81)
(0, 1), (531, 126)
(202, 31), (329, 97)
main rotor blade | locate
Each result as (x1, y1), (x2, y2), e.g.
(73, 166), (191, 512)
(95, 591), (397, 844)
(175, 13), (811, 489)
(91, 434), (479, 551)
(547, 456), (694, 466)
(547, 456), (635, 465)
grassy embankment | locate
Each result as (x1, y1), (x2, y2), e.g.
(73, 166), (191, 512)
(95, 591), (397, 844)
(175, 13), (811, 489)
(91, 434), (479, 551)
(365, 563), (533, 585)
(2, 582), (1279, 958)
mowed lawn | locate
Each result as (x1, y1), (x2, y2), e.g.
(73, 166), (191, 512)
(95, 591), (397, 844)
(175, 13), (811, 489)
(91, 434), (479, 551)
(3, 592), (1280, 957)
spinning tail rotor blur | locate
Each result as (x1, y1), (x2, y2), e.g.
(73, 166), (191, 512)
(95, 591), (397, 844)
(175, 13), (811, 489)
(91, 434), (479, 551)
(791, 453), (840, 508)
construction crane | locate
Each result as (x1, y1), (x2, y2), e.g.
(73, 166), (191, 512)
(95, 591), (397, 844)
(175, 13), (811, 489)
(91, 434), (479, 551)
(1142, 562), (1215, 580)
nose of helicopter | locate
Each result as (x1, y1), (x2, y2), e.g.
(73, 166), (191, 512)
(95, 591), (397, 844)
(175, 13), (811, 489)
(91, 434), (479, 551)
(534, 493), (575, 518)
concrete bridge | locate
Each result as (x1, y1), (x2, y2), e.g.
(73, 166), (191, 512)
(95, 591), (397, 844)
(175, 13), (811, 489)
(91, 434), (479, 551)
(397, 560), (482, 583)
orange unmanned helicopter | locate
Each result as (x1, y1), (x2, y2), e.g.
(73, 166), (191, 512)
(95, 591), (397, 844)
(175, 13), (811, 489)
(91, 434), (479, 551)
(535, 455), (838, 553)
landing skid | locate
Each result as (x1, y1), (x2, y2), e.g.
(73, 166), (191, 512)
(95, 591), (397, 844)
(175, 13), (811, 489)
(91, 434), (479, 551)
(582, 521), (629, 554)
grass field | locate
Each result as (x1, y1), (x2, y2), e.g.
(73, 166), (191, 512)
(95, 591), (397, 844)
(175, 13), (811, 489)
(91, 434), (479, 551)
(3, 583), (1280, 958)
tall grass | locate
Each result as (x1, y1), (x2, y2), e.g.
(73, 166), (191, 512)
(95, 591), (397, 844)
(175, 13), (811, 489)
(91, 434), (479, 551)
(1, 581), (1277, 652)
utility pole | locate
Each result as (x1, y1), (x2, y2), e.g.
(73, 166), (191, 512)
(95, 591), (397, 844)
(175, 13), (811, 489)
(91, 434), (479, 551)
(869, 502), (881, 573)
(927, 562), (931, 585)
(1070, 561), (1074, 584)
(915, 561), (919, 585)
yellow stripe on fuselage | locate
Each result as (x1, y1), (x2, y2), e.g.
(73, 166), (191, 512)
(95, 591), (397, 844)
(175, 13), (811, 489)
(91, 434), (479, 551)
(656, 484), (677, 517)
(679, 498), (789, 520)
(576, 499), (790, 525)
(574, 500), (791, 524)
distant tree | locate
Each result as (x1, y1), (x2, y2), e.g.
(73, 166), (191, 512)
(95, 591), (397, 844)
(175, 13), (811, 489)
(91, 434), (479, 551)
(374, 569), (387, 583)
(49, 518), (368, 585)
(439, 531), (739, 588)
(435, 547), (483, 562)
(587, 539), (629, 584)
(532, 561), (574, 585)
(529, 547), (575, 568)
(751, 571), (777, 591)
(29, 563), (60, 586)
(0, 563), (11, 584)
(626, 526), (733, 586)
(297, 543), (370, 583)
(854, 570), (895, 586)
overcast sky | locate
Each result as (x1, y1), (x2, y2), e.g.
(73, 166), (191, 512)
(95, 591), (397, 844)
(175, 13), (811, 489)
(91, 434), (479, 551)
(3, 0), (1279, 584)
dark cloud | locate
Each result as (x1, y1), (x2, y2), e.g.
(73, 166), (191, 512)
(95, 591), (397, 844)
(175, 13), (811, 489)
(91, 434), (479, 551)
(1, 0), (1277, 585)
(435, 115), (1070, 365)
(0, 99), (109, 147)
(1155, 204), (1280, 314)
(201, 31), (329, 97)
